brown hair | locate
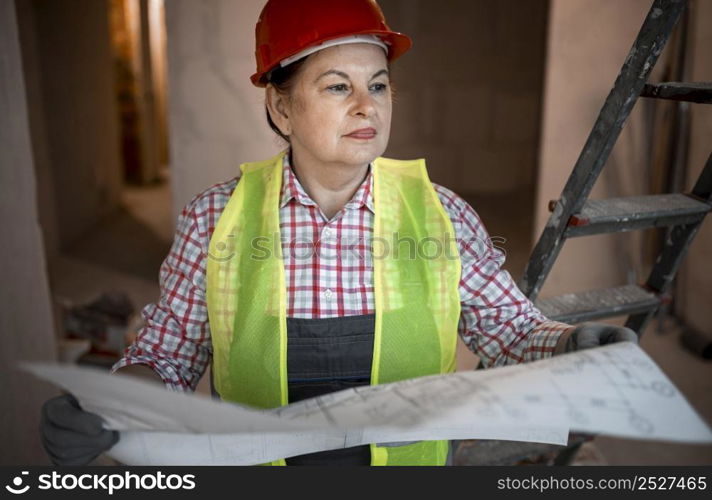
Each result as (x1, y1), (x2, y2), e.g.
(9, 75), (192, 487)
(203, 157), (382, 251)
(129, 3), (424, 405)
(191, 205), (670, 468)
(264, 58), (308, 143)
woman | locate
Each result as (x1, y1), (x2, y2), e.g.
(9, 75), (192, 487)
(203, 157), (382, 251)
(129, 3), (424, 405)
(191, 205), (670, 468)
(40, 0), (637, 466)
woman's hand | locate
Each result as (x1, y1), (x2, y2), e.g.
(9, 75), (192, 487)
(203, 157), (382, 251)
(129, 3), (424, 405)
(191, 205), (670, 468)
(555, 322), (639, 354)
(40, 393), (119, 465)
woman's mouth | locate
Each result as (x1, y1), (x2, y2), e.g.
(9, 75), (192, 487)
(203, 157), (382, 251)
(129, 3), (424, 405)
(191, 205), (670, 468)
(345, 128), (377, 140)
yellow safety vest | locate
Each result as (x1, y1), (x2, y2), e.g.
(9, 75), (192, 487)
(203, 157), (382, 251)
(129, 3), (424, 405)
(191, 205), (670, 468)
(206, 150), (461, 465)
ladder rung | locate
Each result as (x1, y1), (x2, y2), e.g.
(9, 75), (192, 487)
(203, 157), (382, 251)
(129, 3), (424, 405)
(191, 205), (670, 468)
(535, 284), (661, 324)
(640, 82), (712, 104)
(564, 194), (710, 237)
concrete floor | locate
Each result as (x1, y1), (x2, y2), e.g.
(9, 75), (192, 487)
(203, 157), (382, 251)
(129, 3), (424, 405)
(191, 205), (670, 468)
(49, 177), (712, 465)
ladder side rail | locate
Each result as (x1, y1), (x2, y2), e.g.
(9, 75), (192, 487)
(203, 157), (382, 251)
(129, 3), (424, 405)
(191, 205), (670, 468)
(625, 220), (704, 333)
(520, 0), (687, 300)
(690, 150), (712, 201)
(626, 151), (712, 333)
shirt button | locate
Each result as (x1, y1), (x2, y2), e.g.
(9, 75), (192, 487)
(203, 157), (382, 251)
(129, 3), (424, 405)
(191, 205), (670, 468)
(324, 289), (333, 300)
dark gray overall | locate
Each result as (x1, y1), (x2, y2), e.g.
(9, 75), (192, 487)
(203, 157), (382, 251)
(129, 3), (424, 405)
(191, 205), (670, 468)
(211, 314), (375, 465)
(211, 313), (454, 465)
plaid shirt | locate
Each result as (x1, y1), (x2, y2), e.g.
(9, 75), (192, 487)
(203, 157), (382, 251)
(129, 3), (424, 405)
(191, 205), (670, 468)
(111, 153), (572, 391)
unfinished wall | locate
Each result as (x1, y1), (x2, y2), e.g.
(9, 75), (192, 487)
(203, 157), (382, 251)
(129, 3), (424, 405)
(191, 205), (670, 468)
(164, 0), (280, 220)
(21, 0), (123, 252)
(163, 0), (550, 371)
(0, 0), (58, 465)
(678, 0), (712, 333)
(536, 0), (661, 298)
(15, 0), (60, 262)
(379, 0), (548, 194)
(536, 0), (712, 332)
(164, 0), (549, 222)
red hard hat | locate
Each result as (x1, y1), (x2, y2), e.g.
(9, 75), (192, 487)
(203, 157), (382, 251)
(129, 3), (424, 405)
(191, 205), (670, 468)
(251, 0), (412, 87)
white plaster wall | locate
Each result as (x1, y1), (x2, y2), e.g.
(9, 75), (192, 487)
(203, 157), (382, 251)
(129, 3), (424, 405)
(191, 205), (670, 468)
(0, 0), (58, 465)
(165, 0), (281, 221)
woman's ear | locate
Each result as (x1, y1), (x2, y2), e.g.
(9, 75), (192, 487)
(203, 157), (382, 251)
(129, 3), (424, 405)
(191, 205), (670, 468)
(266, 84), (292, 136)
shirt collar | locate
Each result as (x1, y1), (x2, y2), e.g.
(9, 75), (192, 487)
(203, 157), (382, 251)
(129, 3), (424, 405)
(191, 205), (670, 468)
(279, 150), (375, 213)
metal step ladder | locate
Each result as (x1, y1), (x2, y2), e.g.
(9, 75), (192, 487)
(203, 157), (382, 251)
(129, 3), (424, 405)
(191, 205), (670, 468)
(457, 0), (710, 468)
(519, 0), (712, 336)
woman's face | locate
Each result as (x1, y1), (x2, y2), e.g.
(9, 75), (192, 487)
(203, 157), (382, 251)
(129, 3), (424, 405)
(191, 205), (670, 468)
(270, 43), (392, 169)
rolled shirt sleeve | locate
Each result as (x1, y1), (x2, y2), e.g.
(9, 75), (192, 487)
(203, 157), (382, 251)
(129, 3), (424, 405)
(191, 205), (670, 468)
(433, 184), (572, 368)
(110, 195), (213, 392)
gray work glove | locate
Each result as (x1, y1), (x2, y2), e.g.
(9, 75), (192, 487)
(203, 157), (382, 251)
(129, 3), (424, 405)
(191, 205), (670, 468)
(40, 393), (119, 466)
(562, 322), (638, 353)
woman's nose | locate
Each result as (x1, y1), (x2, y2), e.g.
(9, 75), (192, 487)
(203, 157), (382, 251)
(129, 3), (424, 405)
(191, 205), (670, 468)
(350, 88), (376, 117)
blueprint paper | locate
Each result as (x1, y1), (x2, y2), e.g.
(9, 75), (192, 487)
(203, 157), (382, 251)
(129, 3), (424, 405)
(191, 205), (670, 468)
(19, 362), (318, 434)
(21, 342), (712, 465)
(271, 342), (712, 444)
(107, 401), (570, 465)
(19, 359), (563, 433)
(108, 419), (570, 466)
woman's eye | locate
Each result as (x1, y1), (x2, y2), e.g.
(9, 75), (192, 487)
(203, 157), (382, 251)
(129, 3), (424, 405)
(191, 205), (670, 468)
(326, 83), (350, 93)
(369, 82), (388, 93)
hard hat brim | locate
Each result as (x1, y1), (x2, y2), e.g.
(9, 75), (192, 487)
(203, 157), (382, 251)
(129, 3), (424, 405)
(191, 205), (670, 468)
(251, 30), (412, 87)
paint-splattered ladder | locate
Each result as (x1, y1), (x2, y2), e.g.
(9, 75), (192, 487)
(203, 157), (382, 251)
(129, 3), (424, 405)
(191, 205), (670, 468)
(520, 0), (712, 336)
(455, 0), (712, 467)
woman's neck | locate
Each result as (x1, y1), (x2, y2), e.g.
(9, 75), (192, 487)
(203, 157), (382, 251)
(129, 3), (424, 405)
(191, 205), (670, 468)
(289, 148), (370, 220)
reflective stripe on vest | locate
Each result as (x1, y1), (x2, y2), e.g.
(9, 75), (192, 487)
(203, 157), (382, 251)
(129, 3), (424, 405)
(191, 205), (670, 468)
(206, 150), (461, 466)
